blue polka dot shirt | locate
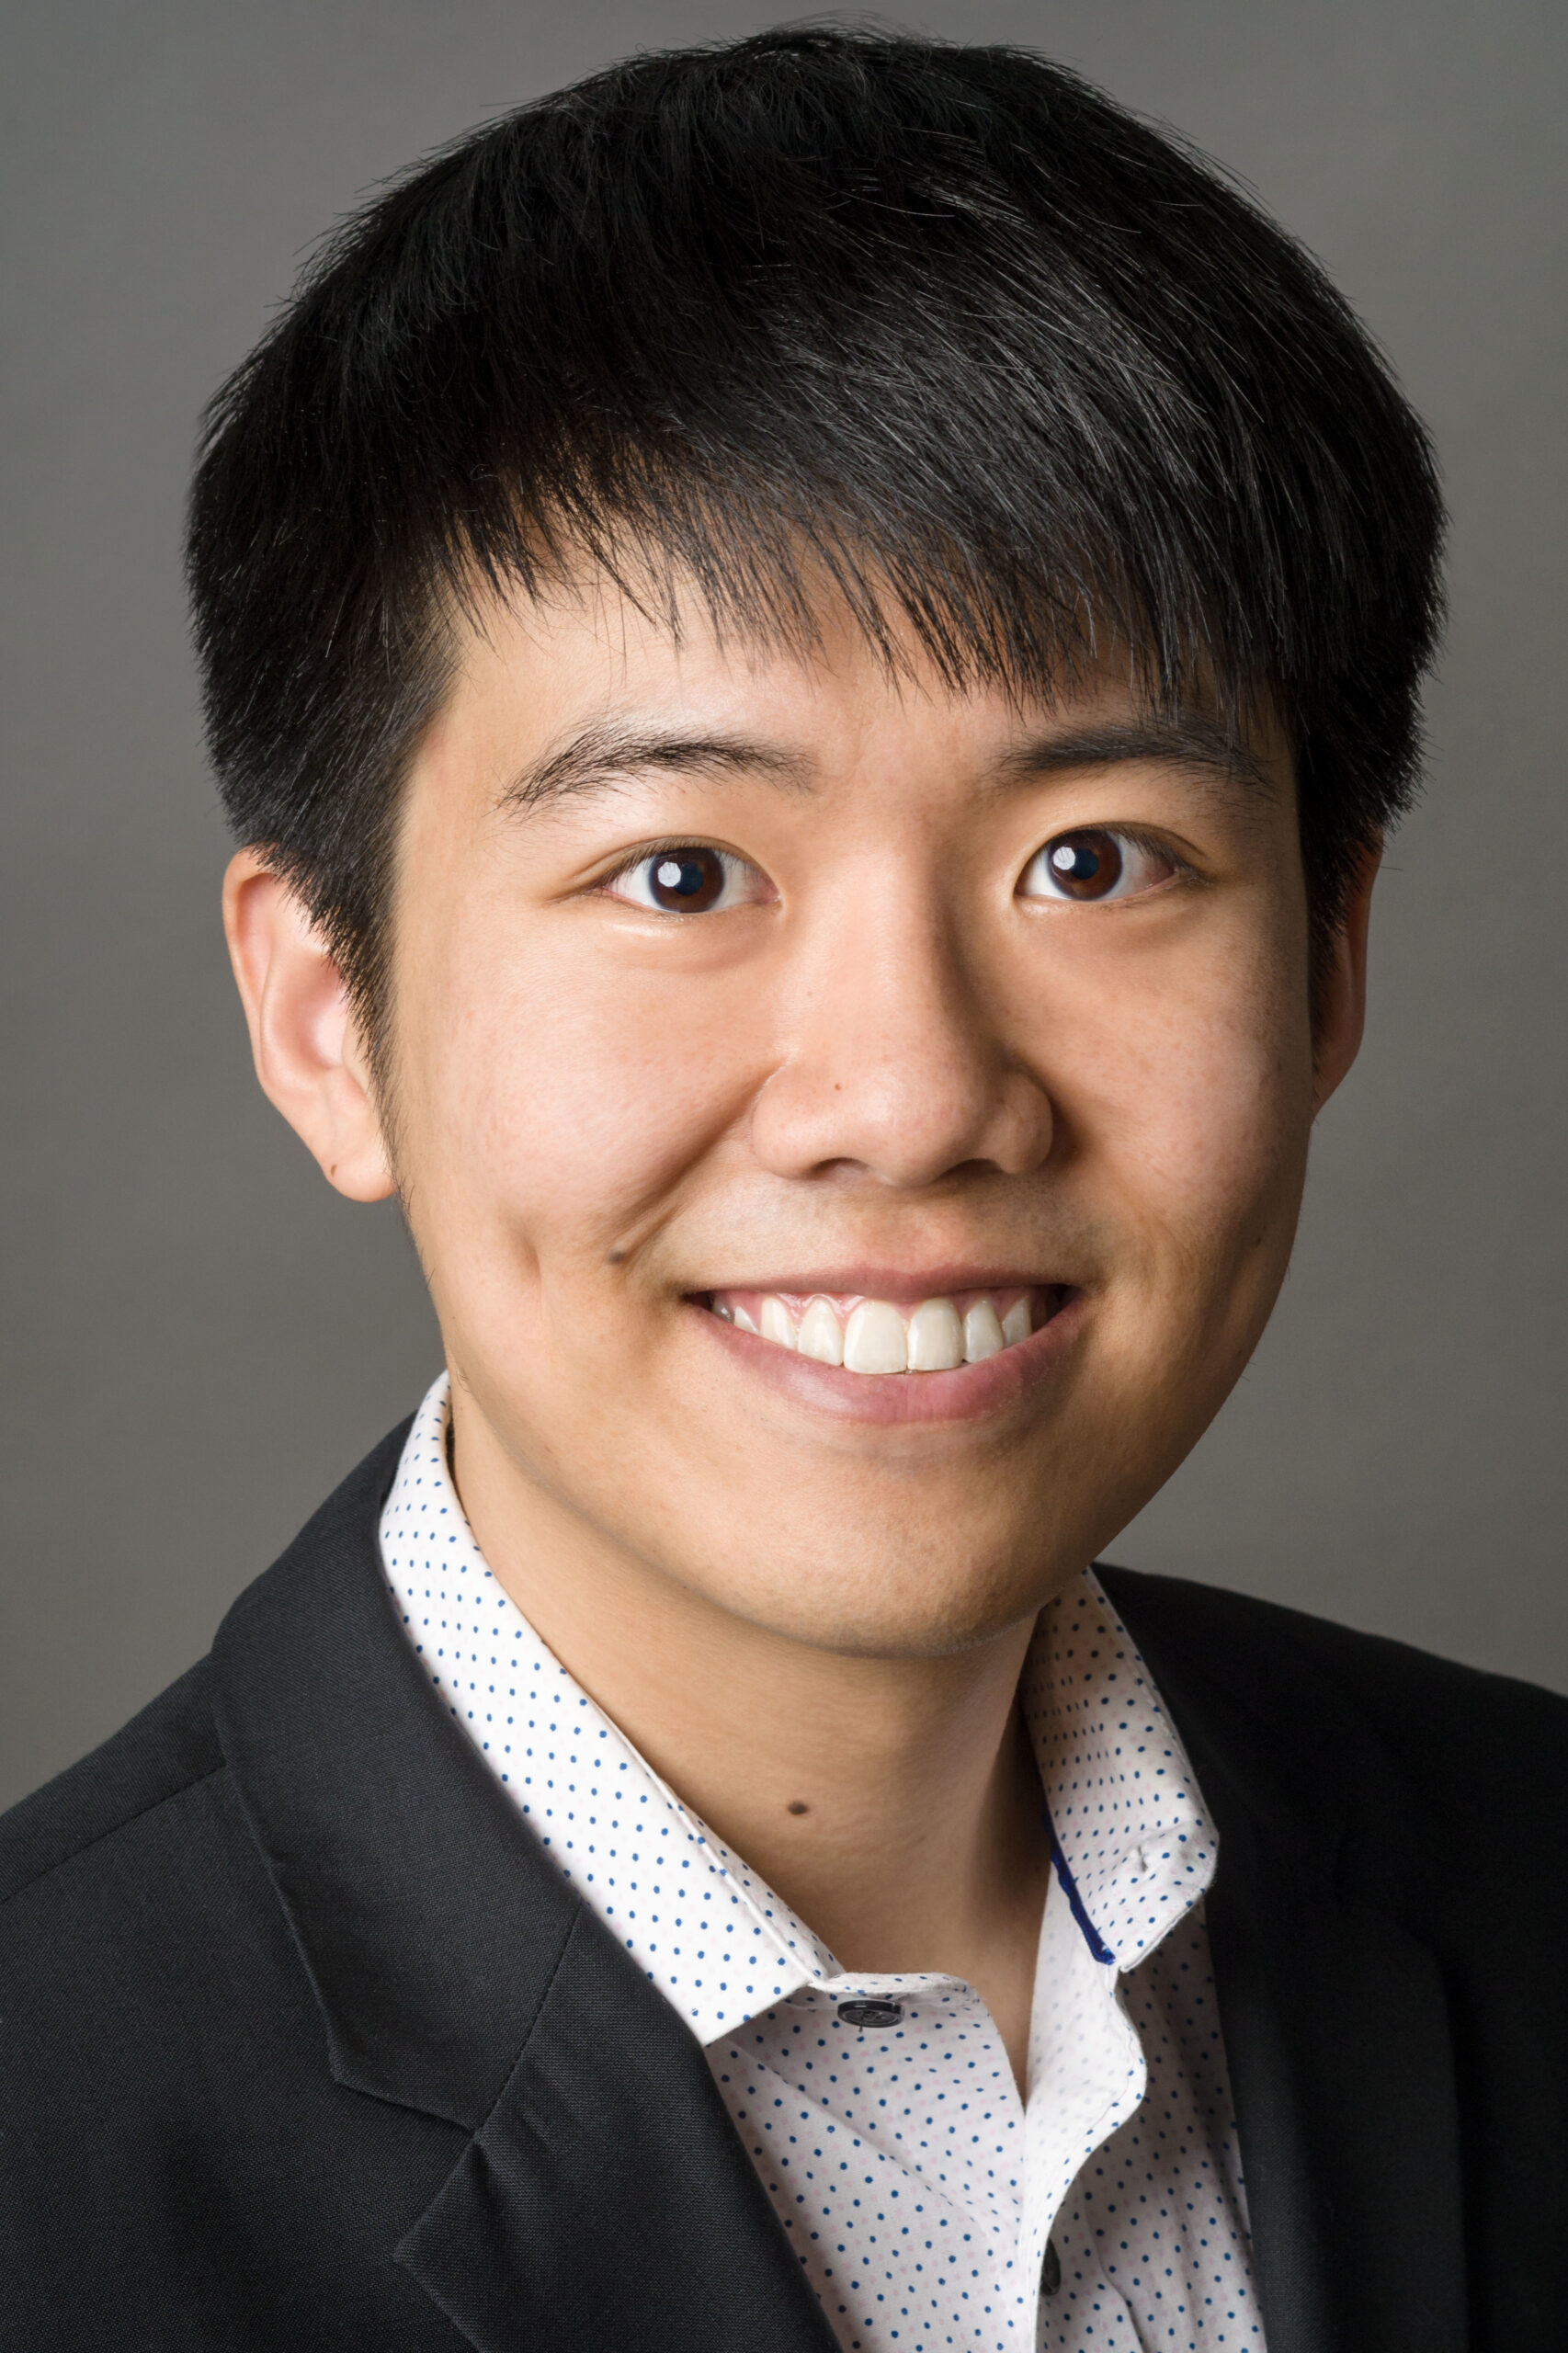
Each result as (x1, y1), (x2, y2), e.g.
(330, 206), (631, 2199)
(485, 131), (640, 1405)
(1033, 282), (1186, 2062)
(382, 1376), (1266, 2352)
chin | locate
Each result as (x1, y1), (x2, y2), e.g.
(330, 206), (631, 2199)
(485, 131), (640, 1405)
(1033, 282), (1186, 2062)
(711, 1546), (1071, 1660)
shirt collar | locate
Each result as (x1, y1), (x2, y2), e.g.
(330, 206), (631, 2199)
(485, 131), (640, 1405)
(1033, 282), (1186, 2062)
(1022, 1574), (1218, 1972)
(381, 1374), (1215, 2042)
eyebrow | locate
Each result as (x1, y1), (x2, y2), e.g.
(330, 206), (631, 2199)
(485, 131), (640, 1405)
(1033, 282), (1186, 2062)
(499, 720), (815, 815)
(986, 715), (1278, 800)
(498, 708), (1277, 817)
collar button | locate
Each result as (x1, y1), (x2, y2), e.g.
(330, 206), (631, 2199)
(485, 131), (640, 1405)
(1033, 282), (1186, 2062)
(837, 1998), (903, 2029)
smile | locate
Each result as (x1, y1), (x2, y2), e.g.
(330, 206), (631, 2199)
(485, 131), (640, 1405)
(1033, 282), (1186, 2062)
(705, 1285), (1066, 1376)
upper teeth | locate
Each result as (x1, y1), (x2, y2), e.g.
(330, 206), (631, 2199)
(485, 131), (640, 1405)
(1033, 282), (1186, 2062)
(713, 1289), (1038, 1373)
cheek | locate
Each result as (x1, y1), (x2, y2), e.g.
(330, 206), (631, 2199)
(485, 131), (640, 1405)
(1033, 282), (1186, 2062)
(1052, 915), (1313, 1302)
(407, 918), (760, 1259)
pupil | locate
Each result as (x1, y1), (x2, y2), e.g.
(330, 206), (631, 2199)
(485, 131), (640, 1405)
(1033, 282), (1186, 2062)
(649, 848), (723, 912)
(1046, 829), (1121, 900)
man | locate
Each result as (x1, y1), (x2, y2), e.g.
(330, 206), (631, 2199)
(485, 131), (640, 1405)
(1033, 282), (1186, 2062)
(2, 25), (1562, 2352)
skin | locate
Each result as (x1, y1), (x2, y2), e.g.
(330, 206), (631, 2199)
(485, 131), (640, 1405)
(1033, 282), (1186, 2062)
(224, 584), (1374, 2089)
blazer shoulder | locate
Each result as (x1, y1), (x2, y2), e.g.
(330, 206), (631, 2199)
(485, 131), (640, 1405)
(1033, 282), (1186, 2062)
(0, 1417), (415, 1918)
(1097, 1561), (1568, 1818)
(0, 1654), (224, 1906)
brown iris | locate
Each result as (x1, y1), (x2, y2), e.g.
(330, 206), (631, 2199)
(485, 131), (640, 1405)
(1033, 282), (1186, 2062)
(646, 847), (726, 912)
(1043, 829), (1124, 901)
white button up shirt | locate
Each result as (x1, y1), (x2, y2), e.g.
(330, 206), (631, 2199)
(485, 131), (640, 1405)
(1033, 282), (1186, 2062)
(381, 1376), (1266, 2351)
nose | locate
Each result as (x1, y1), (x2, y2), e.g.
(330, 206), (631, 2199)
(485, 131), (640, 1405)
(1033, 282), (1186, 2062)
(748, 883), (1053, 1189)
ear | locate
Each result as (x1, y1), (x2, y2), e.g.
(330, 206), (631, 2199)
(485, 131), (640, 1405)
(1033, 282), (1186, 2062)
(1311, 841), (1381, 1112)
(222, 849), (396, 1201)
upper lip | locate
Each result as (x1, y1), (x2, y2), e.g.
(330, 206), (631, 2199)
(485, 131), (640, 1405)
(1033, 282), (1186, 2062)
(695, 1264), (1065, 1299)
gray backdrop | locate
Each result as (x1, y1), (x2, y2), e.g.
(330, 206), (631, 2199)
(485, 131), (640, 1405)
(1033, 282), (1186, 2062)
(3, 0), (1563, 1811)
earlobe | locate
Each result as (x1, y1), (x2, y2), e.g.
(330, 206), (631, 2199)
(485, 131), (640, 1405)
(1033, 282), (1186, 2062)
(221, 849), (396, 1202)
(1311, 841), (1381, 1113)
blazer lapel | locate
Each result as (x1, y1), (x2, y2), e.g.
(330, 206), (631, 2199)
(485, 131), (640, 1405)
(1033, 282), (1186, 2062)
(1102, 1567), (1468, 2353)
(212, 1428), (835, 2353)
(399, 1902), (839, 2353)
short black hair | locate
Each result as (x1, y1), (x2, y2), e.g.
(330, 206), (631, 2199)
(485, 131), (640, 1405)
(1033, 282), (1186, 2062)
(188, 23), (1443, 1051)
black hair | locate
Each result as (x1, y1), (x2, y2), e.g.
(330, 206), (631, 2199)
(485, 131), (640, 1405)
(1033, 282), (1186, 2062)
(187, 23), (1443, 1052)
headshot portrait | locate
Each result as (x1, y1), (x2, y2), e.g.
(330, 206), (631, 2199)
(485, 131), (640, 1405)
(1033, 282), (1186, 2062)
(3, 6), (1564, 2350)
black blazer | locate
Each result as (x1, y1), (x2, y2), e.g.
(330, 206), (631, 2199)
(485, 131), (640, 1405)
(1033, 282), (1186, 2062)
(3, 1425), (1565, 2352)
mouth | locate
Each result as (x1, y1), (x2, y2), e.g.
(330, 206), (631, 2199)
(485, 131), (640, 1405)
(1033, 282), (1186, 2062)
(700, 1280), (1073, 1375)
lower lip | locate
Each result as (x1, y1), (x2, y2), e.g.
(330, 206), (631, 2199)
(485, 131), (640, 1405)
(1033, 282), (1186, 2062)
(688, 1291), (1087, 1426)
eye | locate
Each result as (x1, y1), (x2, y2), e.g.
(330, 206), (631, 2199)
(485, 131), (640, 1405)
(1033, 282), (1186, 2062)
(1017, 827), (1179, 904)
(607, 845), (767, 915)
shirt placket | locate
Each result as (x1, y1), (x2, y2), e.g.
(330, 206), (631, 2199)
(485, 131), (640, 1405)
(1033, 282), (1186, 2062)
(1021, 1871), (1151, 2349)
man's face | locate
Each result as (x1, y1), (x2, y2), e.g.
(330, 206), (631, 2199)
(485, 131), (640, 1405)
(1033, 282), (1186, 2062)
(369, 588), (1339, 1656)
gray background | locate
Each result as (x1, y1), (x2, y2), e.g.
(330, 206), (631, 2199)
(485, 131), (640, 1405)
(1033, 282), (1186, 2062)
(3, 0), (1563, 1811)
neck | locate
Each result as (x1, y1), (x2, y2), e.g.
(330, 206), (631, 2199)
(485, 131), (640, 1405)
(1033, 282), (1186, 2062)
(451, 1389), (1053, 2085)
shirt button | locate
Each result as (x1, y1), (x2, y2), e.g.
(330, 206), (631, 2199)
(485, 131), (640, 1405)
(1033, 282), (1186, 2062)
(837, 1998), (903, 2029)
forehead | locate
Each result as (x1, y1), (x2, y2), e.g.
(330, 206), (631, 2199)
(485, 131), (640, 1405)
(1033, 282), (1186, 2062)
(428, 574), (1290, 821)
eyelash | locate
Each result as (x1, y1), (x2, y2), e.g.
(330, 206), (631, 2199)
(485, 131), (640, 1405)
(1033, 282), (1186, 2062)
(598, 826), (1195, 914)
(1017, 825), (1193, 906)
(601, 841), (767, 915)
